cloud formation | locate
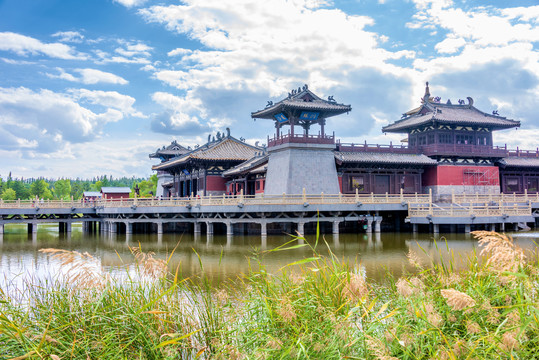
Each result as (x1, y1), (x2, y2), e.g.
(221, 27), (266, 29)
(46, 67), (129, 85)
(0, 32), (86, 60)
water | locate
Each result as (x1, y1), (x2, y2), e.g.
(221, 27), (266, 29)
(1, 224), (538, 290)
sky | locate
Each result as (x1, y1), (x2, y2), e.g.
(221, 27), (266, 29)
(0, 0), (538, 179)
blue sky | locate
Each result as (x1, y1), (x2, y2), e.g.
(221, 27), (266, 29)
(0, 0), (538, 179)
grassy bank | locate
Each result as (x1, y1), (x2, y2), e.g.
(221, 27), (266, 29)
(1, 231), (538, 359)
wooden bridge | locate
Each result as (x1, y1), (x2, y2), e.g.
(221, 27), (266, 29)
(0, 191), (536, 236)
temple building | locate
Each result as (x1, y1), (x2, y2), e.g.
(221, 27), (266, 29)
(151, 83), (539, 199)
(149, 140), (189, 197)
(382, 82), (520, 199)
(152, 129), (263, 197)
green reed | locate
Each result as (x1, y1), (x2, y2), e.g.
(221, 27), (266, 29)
(1, 231), (538, 359)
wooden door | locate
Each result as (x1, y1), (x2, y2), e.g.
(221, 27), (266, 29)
(374, 175), (390, 194)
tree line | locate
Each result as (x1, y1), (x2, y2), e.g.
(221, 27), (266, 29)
(0, 174), (158, 201)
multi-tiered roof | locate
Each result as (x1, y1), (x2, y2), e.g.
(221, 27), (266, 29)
(383, 83), (520, 133)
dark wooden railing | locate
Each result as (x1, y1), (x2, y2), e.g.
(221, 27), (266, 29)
(335, 141), (539, 158)
(268, 133), (335, 147)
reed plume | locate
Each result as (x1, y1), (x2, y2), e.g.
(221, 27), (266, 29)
(472, 231), (526, 273)
(39, 248), (108, 290)
(440, 288), (476, 311)
(129, 246), (168, 279)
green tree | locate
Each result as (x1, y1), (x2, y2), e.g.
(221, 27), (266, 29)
(30, 179), (53, 200)
(53, 179), (72, 199)
(1, 188), (16, 201)
(91, 180), (103, 192)
(9, 180), (31, 199)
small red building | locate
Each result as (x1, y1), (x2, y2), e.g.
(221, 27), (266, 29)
(101, 187), (131, 199)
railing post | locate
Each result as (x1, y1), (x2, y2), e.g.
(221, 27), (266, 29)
(450, 204), (453, 217)
(400, 188), (404, 203)
(525, 188), (528, 202)
(321, 192), (324, 203)
(240, 189), (244, 204)
(355, 188), (359, 203)
(501, 192), (504, 205)
(429, 188), (432, 204)
(222, 193), (225, 205)
(451, 189), (455, 204)
(303, 188), (306, 202)
(339, 192), (342, 203)
(134, 192), (138, 206)
(386, 192), (389, 203)
(371, 192), (374, 203)
(415, 192), (418, 203)
(17, 198), (20, 208)
(486, 202), (489, 216)
(282, 192), (286, 204)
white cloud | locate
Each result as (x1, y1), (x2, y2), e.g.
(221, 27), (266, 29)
(0, 32), (86, 60)
(434, 37), (466, 54)
(94, 41), (152, 64)
(0, 87), (116, 153)
(46, 67), (128, 85)
(168, 48), (193, 57)
(52, 31), (84, 43)
(69, 89), (145, 118)
(113, 0), (147, 8)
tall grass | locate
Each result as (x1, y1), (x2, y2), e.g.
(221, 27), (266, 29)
(1, 231), (538, 359)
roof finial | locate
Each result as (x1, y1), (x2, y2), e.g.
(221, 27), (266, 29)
(423, 81), (431, 103)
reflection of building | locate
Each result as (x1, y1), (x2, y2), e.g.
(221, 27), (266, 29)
(151, 83), (539, 199)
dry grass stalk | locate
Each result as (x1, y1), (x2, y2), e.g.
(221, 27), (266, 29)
(342, 273), (368, 302)
(365, 335), (399, 360)
(440, 288), (476, 311)
(276, 297), (296, 323)
(424, 302), (443, 327)
(406, 249), (423, 268)
(396, 278), (413, 297)
(466, 321), (481, 334)
(472, 231), (526, 273)
(39, 248), (108, 290)
(129, 246), (167, 279)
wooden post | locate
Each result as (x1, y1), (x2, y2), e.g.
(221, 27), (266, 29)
(386, 192), (389, 203)
(339, 192), (342, 203)
(400, 188), (404, 203)
(451, 189), (455, 204)
(355, 188), (359, 203)
(525, 188), (528, 202)
(303, 188), (306, 202)
(371, 192), (374, 203)
(222, 193), (225, 205)
(240, 189), (244, 203)
(429, 188), (432, 204)
(321, 192), (324, 203)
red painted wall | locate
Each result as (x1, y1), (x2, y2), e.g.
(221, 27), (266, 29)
(255, 179), (265, 194)
(206, 176), (227, 192)
(103, 193), (130, 199)
(423, 165), (499, 186)
(338, 175), (343, 193)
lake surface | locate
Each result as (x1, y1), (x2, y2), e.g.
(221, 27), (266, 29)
(1, 224), (538, 290)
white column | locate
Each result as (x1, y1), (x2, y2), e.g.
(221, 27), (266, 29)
(374, 219), (381, 233)
(157, 222), (163, 234)
(0, 224), (4, 234)
(412, 224), (418, 233)
(297, 221), (305, 236)
(366, 219), (373, 233)
(125, 222), (132, 234)
(332, 220), (340, 234)
(226, 222), (233, 236)
(465, 224), (471, 233)
(194, 222), (201, 234)
(66, 222), (72, 233)
(490, 223), (496, 232)
(260, 222), (267, 237)
(207, 222), (214, 235)
(433, 224), (439, 234)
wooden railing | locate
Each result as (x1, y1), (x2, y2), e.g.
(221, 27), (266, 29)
(267, 133), (335, 147)
(0, 191), (431, 210)
(408, 203), (532, 218)
(452, 191), (539, 204)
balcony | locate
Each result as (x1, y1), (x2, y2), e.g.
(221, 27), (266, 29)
(267, 133), (335, 147)
(418, 144), (508, 157)
(336, 141), (416, 154)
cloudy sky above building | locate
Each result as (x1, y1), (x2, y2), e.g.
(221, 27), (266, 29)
(0, 0), (538, 179)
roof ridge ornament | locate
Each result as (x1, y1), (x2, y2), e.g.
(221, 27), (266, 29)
(423, 81), (430, 103)
(467, 97), (474, 106)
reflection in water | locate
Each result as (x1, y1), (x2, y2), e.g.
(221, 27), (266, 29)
(1, 224), (538, 291)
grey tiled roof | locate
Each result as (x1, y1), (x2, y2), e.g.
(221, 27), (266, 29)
(499, 157), (539, 168)
(222, 154), (269, 176)
(383, 102), (520, 133)
(252, 87), (351, 119)
(153, 137), (262, 170)
(335, 151), (437, 165)
(149, 140), (189, 158)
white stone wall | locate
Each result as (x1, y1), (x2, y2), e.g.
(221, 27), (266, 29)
(264, 143), (340, 195)
(156, 173), (173, 197)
